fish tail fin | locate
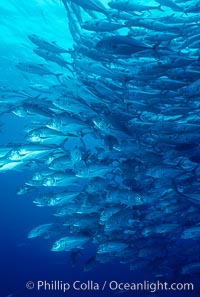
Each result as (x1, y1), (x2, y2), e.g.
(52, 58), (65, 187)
(152, 41), (161, 58)
(104, 10), (112, 21)
(166, 39), (173, 47)
(78, 135), (87, 148)
(171, 178), (183, 196)
(153, 41), (161, 52)
(158, 4), (164, 11)
(64, 63), (73, 72)
(33, 94), (41, 101)
(60, 137), (69, 152)
(55, 73), (63, 83)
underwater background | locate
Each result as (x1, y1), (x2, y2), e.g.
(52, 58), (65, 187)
(0, 0), (200, 296)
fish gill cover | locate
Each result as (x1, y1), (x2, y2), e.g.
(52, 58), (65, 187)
(0, 0), (200, 294)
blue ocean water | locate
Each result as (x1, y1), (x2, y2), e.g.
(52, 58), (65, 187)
(0, 0), (200, 296)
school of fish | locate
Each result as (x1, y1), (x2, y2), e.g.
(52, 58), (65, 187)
(0, 0), (200, 281)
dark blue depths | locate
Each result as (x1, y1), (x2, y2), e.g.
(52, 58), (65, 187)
(0, 0), (200, 296)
